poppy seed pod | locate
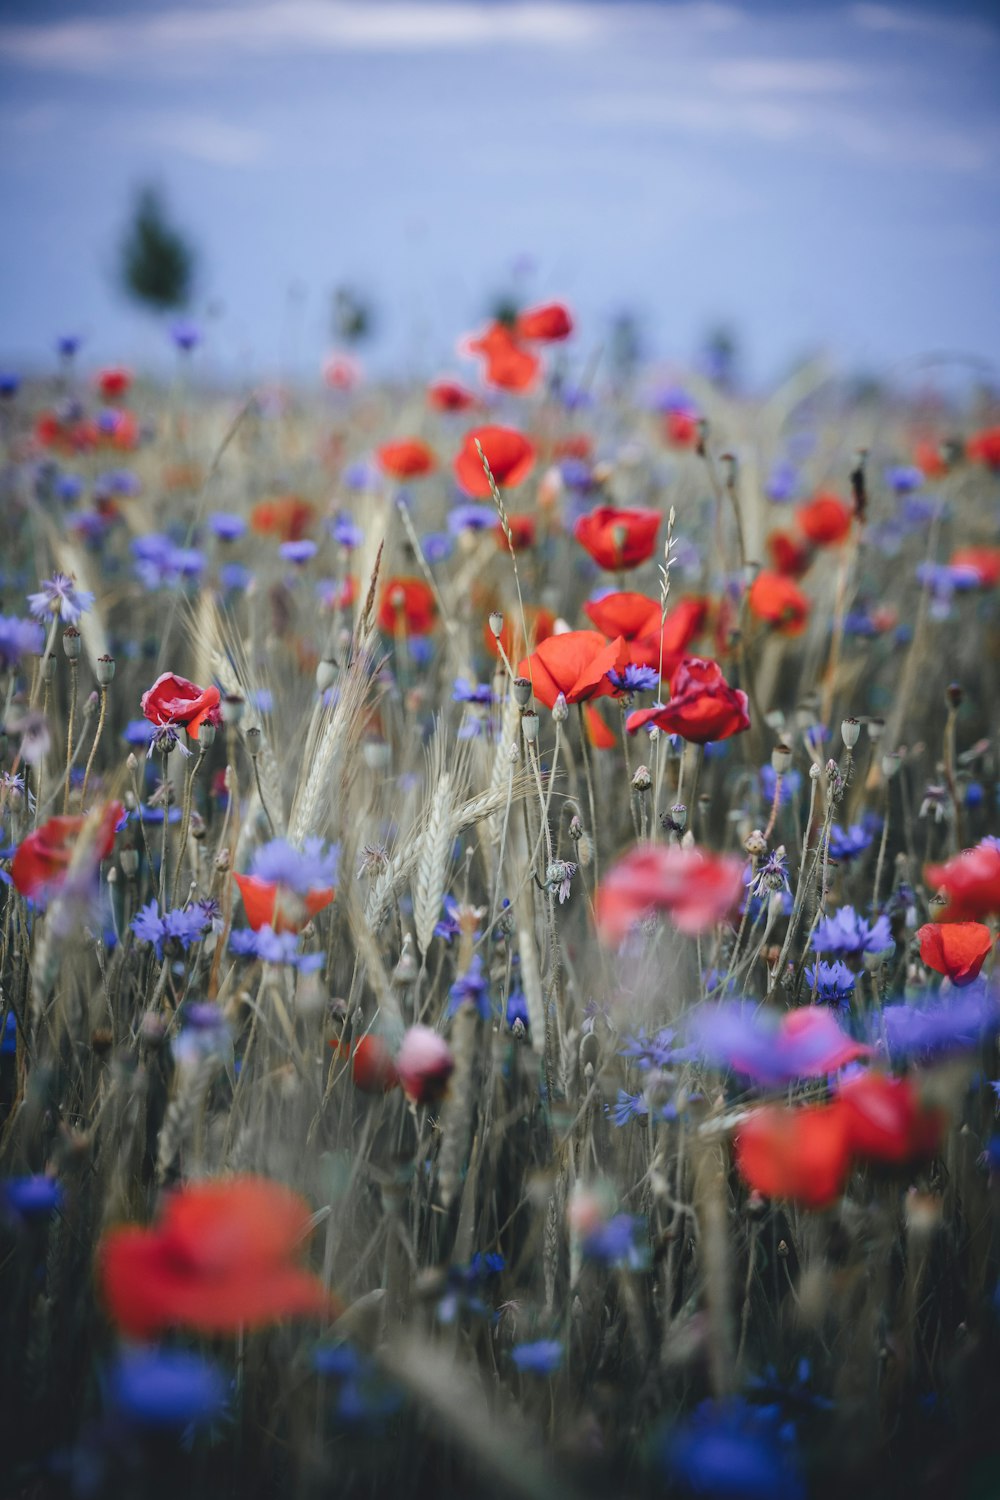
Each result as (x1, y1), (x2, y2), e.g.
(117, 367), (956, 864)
(488, 610), (503, 639)
(96, 654), (116, 686)
(40, 653), (57, 682)
(244, 726), (261, 758)
(867, 717), (885, 743)
(62, 627), (82, 661)
(841, 718), (861, 749)
(521, 710), (539, 744)
(771, 743), (793, 775)
(512, 677), (532, 708)
(198, 721), (216, 748)
(221, 694), (244, 727)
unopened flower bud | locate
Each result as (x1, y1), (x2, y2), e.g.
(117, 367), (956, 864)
(316, 658), (337, 692)
(946, 682), (963, 710)
(521, 710), (539, 744)
(867, 717), (885, 743)
(631, 764), (651, 792)
(882, 752), (902, 780)
(120, 843), (139, 878)
(771, 743), (792, 775)
(670, 803), (687, 830)
(512, 676), (532, 708)
(40, 652), (57, 683)
(126, 752), (138, 773)
(552, 692), (568, 724)
(488, 610), (503, 639)
(96, 654), (116, 686)
(744, 829), (767, 857)
(62, 627), (82, 661)
(841, 717), (860, 749)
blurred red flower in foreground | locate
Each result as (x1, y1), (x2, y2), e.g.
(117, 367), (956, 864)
(12, 803), (123, 900)
(465, 323), (540, 393)
(917, 921), (993, 987)
(796, 493), (852, 546)
(596, 843), (745, 943)
(967, 426), (1000, 470)
(747, 571), (810, 635)
(141, 673), (221, 740)
(250, 495), (316, 542)
(925, 841), (1000, 922)
(766, 530), (813, 579)
(427, 379), (476, 413)
(735, 1073), (944, 1209)
(626, 657), (750, 745)
(454, 425), (536, 497)
(914, 440), (947, 479)
(575, 506), (660, 571)
(396, 1025), (454, 1105)
(350, 1035), (400, 1094)
(514, 301), (574, 342)
(234, 875), (334, 934)
(584, 593), (707, 670)
(378, 577), (437, 636)
(950, 546), (1000, 587)
(663, 410), (699, 448)
(96, 367), (132, 401)
(517, 630), (628, 710)
(376, 438), (436, 479)
(495, 515), (537, 550)
(99, 1177), (332, 1338)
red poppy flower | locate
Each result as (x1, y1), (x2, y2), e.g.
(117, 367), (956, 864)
(427, 379), (476, 413)
(517, 630), (628, 711)
(735, 1102), (852, 1210)
(12, 802), (123, 900)
(466, 323), (540, 392)
(967, 426), (1000, 471)
(35, 411), (100, 454)
(495, 515), (537, 551)
(914, 440), (947, 479)
(766, 530), (813, 579)
(596, 843), (745, 943)
(98, 1177), (332, 1338)
(378, 577), (437, 636)
(485, 604), (555, 662)
(454, 426), (536, 498)
(396, 1025), (454, 1105)
(584, 703), (617, 749)
(925, 841), (1000, 922)
(101, 409), (141, 452)
(574, 506), (660, 571)
(514, 301), (574, 342)
(552, 433), (594, 461)
(250, 495), (316, 542)
(350, 1035), (400, 1094)
(141, 673), (222, 740)
(322, 354), (362, 390)
(584, 593), (707, 670)
(950, 546), (1000, 587)
(234, 874), (334, 934)
(663, 410), (700, 449)
(376, 438), (436, 480)
(836, 1072), (944, 1166)
(96, 367), (132, 401)
(796, 492), (852, 546)
(747, 571), (810, 635)
(626, 656), (750, 745)
(917, 921), (993, 987)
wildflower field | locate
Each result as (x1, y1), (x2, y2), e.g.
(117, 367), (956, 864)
(1, 314), (1000, 1500)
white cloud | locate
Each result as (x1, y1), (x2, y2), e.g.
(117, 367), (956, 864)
(709, 58), (861, 93)
(849, 4), (997, 46)
(142, 112), (268, 165)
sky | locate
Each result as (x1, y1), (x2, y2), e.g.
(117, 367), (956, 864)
(1, 0), (999, 390)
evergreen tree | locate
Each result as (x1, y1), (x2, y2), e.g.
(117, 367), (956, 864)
(120, 186), (196, 312)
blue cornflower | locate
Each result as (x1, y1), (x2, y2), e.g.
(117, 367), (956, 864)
(581, 1214), (648, 1268)
(220, 561), (252, 591)
(0, 373), (19, 399)
(433, 895), (462, 943)
(828, 823), (873, 861)
(966, 781), (985, 809)
(875, 988), (1000, 1062)
(95, 468), (141, 498)
(132, 534), (205, 589)
(279, 539), (317, 564)
(343, 461), (377, 490)
(620, 1027), (679, 1068)
(110, 1349), (226, 1430)
(804, 960), (856, 1005)
(250, 837), (339, 892)
(331, 514), (363, 549)
(170, 319), (202, 353)
(56, 334), (81, 358)
(759, 765), (801, 806)
(448, 503), (495, 534)
(511, 1340), (563, 1375)
(559, 457), (594, 491)
(3, 1175), (64, 1219)
(886, 464), (924, 494)
(663, 1397), (805, 1500)
(0, 615), (44, 671)
(609, 663), (660, 694)
(453, 677), (493, 705)
(611, 1089), (648, 1126)
(27, 572), (94, 624)
(229, 925), (324, 971)
(1, 1012), (16, 1055)
(422, 532), (454, 564)
(811, 905), (892, 956)
(123, 719), (157, 746)
(209, 511), (247, 541)
(506, 987), (529, 1030)
(448, 955), (490, 1019)
(131, 900), (210, 959)
(765, 462), (798, 502)
(55, 472), (83, 504)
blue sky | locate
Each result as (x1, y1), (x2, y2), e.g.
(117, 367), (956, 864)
(1, 0), (999, 388)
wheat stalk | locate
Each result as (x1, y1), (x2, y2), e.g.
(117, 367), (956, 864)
(413, 771), (454, 957)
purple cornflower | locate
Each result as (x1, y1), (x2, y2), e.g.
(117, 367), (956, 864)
(249, 837), (339, 892)
(804, 960), (856, 1005)
(609, 663), (660, 694)
(131, 900), (210, 959)
(170, 319), (202, 353)
(209, 511), (247, 541)
(612, 1089), (649, 1125)
(27, 572), (94, 624)
(229, 925), (324, 971)
(448, 503), (495, 534)
(3, 1175), (64, 1219)
(330, 514), (363, 549)
(511, 1340), (563, 1375)
(886, 464), (924, 494)
(747, 849), (790, 901)
(875, 988), (1000, 1062)
(448, 955), (490, 1019)
(811, 905), (892, 956)
(828, 823), (873, 861)
(765, 461), (798, 502)
(620, 1027), (679, 1068)
(453, 678), (493, 705)
(581, 1214), (647, 1268)
(220, 561), (252, 591)
(0, 373), (19, 399)
(422, 532), (454, 564)
(0, 615), (44, 671)
(110, 1349), (226, 1430)
(759, 765), (801, 806)
(279, 539), (317, 565)
(56, 334), (81, 358)
(506, 987), (529, 1030)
